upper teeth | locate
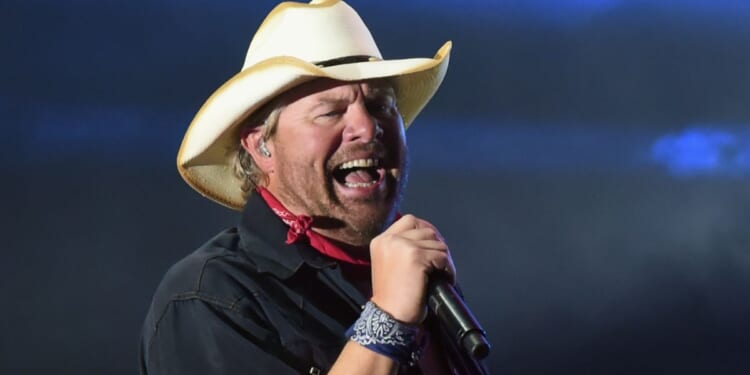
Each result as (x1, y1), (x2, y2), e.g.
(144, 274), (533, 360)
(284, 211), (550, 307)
(339, 158), (379, 170)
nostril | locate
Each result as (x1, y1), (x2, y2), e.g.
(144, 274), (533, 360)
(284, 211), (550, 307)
(344, 120), (381, 143)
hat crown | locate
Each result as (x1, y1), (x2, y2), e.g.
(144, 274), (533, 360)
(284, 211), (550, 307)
(243, 0), (382, 69)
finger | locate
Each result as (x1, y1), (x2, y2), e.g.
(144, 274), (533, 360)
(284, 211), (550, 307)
(386, 234), (449, 253)
(412, 218), (446, 242)
(413, 239), (449, 252)
(384, 214), (421, 234)
(419, 248), (453, 274)
(389, 215), (448, 242)
(387, 214), (441, 234)
(444, 256), (457, 284)
(398, 227), (444, 242)
(425, 251), (457, 284)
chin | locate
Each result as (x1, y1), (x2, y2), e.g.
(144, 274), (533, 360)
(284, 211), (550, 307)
(344, 202), (397, 245)
(328, 173), (405, 245)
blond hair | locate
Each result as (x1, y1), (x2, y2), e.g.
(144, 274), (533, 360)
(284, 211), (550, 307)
(233, 100), (285, 199)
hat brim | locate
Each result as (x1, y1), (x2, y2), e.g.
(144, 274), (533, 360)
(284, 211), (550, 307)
(177, 41), (451, 210)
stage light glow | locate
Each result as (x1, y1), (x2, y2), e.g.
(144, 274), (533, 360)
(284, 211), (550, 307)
(650, 127), (750, 177)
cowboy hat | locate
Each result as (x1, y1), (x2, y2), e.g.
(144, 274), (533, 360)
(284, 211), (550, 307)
(177, 0), (451, 210)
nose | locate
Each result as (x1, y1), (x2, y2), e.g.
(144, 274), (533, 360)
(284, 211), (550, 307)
(342, 103), (383, 143)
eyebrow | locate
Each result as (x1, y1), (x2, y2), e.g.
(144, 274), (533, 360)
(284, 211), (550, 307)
(310, 97), (350, 112)
(311, 86), (396, 111)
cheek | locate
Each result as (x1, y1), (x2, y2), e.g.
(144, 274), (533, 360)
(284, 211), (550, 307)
(285, 128), (341, 170)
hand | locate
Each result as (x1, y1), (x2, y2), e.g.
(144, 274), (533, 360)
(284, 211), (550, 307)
(369, 214), (456, 324)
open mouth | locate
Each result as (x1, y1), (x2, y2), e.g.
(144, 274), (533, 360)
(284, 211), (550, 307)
(332, 158), (385, 188)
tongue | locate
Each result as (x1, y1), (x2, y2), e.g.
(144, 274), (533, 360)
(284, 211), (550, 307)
(344, 169), (374, 184)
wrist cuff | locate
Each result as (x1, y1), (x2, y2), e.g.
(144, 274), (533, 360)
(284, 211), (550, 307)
(345, 301), (422, 367)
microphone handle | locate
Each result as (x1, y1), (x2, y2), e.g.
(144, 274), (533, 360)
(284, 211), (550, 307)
(427, 278), (491, 360)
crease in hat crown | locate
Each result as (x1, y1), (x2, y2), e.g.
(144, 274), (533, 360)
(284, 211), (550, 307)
(243, 0), (381, 69)
(176, 0), (451, 211)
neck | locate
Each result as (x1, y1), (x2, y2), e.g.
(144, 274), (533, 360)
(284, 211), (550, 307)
(257, 186), (380, 248)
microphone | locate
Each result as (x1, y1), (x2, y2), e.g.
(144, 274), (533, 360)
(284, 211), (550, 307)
(427, 277), (491, 360)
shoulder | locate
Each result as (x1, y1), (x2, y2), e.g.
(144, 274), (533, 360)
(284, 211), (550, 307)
(139, 227), (299, 373)
(143, 227), (271, 330)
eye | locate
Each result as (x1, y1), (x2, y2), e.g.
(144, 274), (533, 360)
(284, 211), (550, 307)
(323, 110), (343, 117)
(317, 107), (345, 119)
(367, 98), (396, 117)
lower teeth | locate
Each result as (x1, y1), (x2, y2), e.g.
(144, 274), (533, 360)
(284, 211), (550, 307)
(344, 181), (376, 188)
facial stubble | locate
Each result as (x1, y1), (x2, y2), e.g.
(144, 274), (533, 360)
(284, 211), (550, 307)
(274, 143), (409, 247)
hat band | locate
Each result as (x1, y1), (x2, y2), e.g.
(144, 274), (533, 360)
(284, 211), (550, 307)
(314, 55), (379, 67)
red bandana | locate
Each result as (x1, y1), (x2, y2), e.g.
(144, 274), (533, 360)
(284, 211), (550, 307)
(257, 187), (371, 265)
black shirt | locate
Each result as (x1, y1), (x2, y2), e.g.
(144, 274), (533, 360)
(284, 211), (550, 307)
(139, 194), (372, 374)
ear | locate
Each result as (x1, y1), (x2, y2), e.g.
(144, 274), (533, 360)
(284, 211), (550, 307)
(240, 126), (275, 174)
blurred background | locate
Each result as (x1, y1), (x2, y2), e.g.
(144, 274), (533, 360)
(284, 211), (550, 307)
(3, 0), (749, 373)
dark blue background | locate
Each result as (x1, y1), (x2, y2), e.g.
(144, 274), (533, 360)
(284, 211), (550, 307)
(3, 0), (749, 373)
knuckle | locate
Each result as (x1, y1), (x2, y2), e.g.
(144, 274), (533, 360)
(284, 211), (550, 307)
(370, 236), (387, 254)
(401, 214), (418, 226)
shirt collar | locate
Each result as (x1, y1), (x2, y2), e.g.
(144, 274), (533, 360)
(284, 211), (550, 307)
(256, 187), (371, 265)
(237, 193), (336, 279)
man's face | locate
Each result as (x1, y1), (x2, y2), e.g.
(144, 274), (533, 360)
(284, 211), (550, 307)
(265, 78), (408, 247)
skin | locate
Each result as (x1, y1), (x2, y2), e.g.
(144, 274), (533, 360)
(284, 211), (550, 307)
(241, 78), (455, 374)
(244, 78), (407, 248)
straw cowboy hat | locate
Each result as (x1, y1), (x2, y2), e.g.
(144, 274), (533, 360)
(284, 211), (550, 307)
(177, 0), (451, 210)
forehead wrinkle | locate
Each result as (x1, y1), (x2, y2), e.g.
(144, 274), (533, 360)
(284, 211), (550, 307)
(297, 80), (397, 113)
(315, 84), (360, 105)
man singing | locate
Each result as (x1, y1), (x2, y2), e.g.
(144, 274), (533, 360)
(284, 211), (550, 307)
(140, 0), (465, 373)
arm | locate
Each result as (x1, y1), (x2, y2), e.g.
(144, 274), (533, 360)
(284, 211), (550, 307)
(141, 214), (454, 375)
(328, 214), (456, 375)
(328, 341), (401, 375)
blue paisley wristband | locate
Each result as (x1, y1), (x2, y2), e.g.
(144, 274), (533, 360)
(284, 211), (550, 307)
(345, 301), (422, 366)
